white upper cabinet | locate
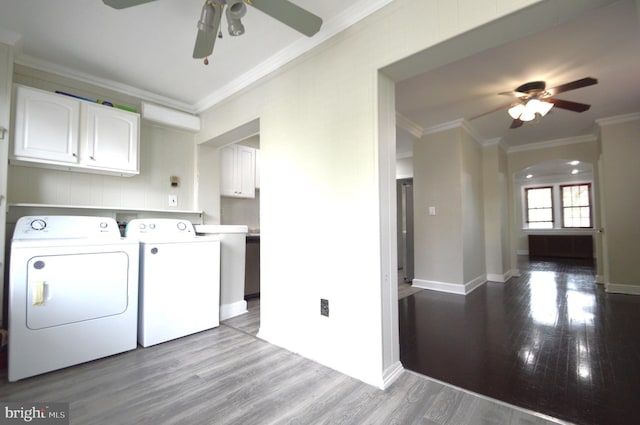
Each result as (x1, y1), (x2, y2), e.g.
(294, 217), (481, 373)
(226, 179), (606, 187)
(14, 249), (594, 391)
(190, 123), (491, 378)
(83, 103), (138, 173)
(13, 85), (80, 164)
(220, 144), (256, 198)
(11, 85), (140, 176)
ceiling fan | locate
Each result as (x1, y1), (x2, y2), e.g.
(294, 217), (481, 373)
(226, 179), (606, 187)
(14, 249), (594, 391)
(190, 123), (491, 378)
(103, 0), (323, 64)
(475, 77), (598, 129)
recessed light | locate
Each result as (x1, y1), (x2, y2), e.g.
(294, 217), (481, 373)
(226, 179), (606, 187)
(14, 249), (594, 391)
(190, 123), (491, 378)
(526, 174), (533, 179)
(569, 160), (580, 166)
(571, 169), (579, 175)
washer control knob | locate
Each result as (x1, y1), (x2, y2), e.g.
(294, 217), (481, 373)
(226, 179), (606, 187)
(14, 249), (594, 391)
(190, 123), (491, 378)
(139, 223), (146, 230)
(149, 223), (156, 229)
(100, 222), (108, 229)
(177, 222), (187, 231)
(30, 219), (47, 231)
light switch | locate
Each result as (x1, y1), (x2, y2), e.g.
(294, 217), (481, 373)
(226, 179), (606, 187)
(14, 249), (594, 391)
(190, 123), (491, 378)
(168, 195), (178, 207)
(428, 206), (436, 216)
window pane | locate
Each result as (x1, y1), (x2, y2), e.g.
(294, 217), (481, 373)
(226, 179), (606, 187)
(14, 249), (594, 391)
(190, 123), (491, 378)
(562, 184), (592, 228)
(526, 186), (554, 227)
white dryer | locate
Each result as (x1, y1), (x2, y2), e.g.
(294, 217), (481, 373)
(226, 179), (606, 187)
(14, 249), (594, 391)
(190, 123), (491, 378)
(126, 219), (221, 347)
(8, 216), (139, 382)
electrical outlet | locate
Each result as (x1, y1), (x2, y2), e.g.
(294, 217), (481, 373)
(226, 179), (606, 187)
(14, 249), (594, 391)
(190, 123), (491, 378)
(168, 195), (178, 207)
(320, 299), (329, 317)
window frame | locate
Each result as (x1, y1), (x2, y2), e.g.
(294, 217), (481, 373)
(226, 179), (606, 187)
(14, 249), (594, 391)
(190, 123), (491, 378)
(560, 183), (593, 228)
(525, 186), (554, 228)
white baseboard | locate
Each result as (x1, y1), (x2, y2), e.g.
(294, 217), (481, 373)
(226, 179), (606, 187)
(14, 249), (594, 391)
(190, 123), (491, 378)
(511, 268), (521, 278)
(595, 275), (605, 284)
(605, 283), (640, 296)
(413, 275), (486, 295)
(380, 361), (404, 390)
(517, 249), (528, 256)
(220, 300), (248, 320)
(486, 270), (513, 283)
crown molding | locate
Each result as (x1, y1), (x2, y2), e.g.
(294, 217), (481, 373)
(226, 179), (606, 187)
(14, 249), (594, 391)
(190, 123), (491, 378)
(15, 54), (196, 113)
(507, 134), (597, 154)
(395, 113), (424, 139)
(421, 118), (486, 147)
(12, 0), (394, 116)
(194, 0), (394, 113)
(422, 118), (465, 136)
(595, 112), (640, 127)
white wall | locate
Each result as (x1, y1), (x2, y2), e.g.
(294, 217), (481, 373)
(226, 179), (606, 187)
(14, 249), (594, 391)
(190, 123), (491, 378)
(196, 144), (221, 224)
(193, 0), (582, 387)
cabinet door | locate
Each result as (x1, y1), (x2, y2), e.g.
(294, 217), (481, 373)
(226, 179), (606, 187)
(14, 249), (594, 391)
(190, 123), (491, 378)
(83, 103), (139, 173)
(220, 145), (256, 198)
(220, 145), (237, 197)
(13, 85), (79, 163)
(235, 145), (256, 198)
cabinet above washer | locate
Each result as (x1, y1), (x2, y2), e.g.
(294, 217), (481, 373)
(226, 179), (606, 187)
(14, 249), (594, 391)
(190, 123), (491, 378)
(11, 85), (140, 177)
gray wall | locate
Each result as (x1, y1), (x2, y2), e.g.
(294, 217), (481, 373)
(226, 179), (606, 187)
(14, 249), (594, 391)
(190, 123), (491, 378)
(599, 116), (640, 290)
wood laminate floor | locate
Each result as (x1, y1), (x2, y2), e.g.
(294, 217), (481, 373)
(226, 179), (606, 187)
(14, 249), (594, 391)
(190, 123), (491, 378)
(0, 300), (563, 424)
(400, 256), (640, 425)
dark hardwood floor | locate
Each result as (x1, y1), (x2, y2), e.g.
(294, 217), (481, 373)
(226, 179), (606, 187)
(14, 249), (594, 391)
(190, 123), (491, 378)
(399, 256), (640, 425)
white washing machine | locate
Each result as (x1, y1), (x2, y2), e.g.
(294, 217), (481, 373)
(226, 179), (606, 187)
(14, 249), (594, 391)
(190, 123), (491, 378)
(8, 216), (139, 382)
(126, 219), (221, 347)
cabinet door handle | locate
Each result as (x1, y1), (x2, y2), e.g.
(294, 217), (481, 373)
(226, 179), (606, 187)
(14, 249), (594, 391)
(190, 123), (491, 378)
(72, 152), (77, 157)
(90, 156), (96, 161)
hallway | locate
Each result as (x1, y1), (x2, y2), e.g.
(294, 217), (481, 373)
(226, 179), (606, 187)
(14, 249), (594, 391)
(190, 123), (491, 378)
(399, 256), (640, 425)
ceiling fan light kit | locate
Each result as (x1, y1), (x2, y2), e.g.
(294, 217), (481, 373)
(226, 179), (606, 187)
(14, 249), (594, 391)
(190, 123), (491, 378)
(508, 98), (554, 122)
(103, 0), (323, 64)
(226, 0), (247, 36)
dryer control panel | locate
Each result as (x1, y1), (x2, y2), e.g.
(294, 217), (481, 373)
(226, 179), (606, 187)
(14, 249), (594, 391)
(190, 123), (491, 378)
(13, 216), (121, 240)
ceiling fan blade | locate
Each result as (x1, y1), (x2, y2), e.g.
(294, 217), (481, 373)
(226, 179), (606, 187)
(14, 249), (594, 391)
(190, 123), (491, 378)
(468, 102), (514, 121)
(510, 119), (523, 129)
(546, 98), (591, 113)
(546, 77), (598, 96)
(193, 2), (223, 59)
(499, 90), (528, 98)
(247, 0), (322, 36)
(102, 0), (156, 9)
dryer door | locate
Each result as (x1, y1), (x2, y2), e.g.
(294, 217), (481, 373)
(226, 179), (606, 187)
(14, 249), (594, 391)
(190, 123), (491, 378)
(26, 252), (129, 329)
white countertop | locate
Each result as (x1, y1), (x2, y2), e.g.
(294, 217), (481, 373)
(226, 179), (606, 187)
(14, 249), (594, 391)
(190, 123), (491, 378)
(195, 225), (249, 234)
